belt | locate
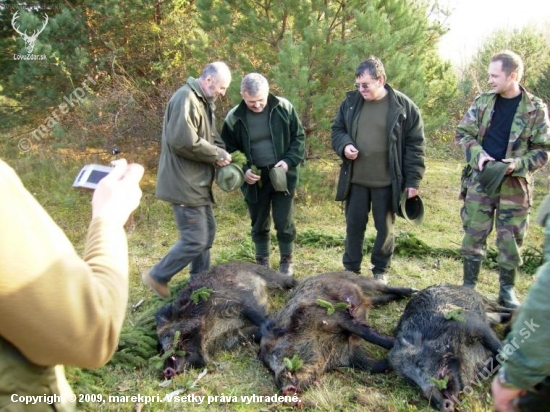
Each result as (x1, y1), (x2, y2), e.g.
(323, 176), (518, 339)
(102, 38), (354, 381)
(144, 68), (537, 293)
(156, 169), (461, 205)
(258, 164), (277, 170)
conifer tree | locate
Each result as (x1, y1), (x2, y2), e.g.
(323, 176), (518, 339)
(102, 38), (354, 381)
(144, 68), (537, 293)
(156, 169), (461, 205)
(197, 0), (456, 151)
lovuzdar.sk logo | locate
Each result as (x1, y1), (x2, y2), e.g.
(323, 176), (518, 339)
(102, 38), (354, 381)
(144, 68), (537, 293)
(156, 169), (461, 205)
(12, 10), (48, 60)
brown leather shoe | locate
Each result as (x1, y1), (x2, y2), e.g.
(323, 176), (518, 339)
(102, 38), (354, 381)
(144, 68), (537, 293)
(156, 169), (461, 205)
(142, 271), (170, 298)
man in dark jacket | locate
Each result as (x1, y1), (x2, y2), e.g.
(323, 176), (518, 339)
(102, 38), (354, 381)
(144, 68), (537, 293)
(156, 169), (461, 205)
(142, 61), (232, 298)
(331, 57), (426, 284)
(221, 73), (305, 275)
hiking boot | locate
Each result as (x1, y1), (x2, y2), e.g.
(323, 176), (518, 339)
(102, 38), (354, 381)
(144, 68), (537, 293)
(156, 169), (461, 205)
(255, 256), (270, 269)
(373, 272), (388, 285)
(279, 254), (294, 276)
(141, 271), (170, 298)
(344, 268), (361, 275)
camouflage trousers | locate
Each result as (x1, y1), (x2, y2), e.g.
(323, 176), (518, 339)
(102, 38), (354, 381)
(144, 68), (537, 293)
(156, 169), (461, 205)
(460, 174), (531, 270)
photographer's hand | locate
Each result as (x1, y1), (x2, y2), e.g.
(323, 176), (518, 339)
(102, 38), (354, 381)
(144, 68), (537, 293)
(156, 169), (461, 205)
(92, 159), (144, 225)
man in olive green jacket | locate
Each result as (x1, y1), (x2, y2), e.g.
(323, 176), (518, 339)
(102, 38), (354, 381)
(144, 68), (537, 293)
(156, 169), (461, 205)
(143, 62), (232, 298)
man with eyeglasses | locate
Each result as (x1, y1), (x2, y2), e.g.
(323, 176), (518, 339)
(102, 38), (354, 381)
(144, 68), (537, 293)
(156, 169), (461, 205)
(331, 56), (426, 284)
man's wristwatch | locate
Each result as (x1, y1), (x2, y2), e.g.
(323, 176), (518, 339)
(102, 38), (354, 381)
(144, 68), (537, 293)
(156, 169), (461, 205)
(498, 367), (518, 390)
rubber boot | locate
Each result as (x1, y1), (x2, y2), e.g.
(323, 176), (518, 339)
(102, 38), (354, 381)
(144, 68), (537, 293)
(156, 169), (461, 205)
(462, 259), (481, 289)
(498, 268), (520, 309)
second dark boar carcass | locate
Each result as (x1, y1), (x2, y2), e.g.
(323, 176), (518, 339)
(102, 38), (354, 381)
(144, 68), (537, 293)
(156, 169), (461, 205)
(155, 262), (296, 377)
(259, 271), (417, 394)
(388, 284), (513, 411)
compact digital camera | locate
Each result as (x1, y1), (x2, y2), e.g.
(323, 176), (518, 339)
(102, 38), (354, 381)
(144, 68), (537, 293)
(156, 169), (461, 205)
(72, 164), (114, 190)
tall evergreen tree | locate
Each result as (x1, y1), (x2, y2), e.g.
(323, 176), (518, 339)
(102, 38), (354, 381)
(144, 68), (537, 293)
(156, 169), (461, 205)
(462, 26), (550, 96)
(196, 0), (456, 151)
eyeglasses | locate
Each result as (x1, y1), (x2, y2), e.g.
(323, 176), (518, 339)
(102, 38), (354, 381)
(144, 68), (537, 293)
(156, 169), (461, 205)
(354, 81), (378, 90)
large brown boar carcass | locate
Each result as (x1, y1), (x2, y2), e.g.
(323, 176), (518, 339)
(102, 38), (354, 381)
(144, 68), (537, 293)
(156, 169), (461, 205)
(388, 284), (513, 411)
(259, 271), (417, 394)
(155, 262), (296, 377)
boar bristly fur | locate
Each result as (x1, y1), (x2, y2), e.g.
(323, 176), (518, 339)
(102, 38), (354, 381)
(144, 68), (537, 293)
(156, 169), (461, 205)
(155, 262), (296, 377)
(259, 271), (417, 394)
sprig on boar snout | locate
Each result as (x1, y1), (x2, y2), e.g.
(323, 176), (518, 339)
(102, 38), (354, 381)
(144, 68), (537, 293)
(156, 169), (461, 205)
(284, 355), (304, 372)
(430, 376), (450, 390)
(316, 298), (349, 315)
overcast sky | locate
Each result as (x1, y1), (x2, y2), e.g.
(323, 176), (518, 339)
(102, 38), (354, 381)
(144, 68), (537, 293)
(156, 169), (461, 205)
(438, 0), (550, 65)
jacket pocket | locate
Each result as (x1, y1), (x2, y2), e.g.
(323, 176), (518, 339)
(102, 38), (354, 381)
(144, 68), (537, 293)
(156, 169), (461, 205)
(335, 162), (351, 201)
(459, 164), (472, 200)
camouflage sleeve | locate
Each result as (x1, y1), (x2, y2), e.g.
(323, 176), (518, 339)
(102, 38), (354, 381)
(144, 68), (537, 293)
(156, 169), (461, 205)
(455, 96), (489, 170)
(502, 257), (550, 389)
(513, 103), (550, 176)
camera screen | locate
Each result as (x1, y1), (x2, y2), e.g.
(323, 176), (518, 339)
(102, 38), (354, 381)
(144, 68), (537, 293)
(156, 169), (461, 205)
(73, 164), (114, 190)
(88, 170), (111, 184)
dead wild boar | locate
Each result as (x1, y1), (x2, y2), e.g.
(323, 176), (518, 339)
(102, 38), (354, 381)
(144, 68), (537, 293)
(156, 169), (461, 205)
(388, 284), (513, 411)
(155, 262), (296, 377)
(259, 271), (417, 394)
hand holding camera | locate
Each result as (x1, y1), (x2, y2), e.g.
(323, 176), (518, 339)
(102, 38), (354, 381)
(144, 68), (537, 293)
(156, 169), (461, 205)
(91, 159), (144, 226)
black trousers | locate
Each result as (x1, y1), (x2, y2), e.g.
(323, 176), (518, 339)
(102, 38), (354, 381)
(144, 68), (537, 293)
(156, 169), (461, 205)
(343, 184), (394, 274)
(246, 175), (296, 258)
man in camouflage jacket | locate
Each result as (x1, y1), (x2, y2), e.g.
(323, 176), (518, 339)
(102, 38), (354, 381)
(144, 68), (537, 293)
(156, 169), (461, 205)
(456, 50), (550, 308)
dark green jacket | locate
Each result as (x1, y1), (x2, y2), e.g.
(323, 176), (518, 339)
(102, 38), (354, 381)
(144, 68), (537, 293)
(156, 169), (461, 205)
(221, 94), (306, 203)
(156, 77), (228, 206)
(331, 84), (426, 212)
(502, 195), (550, 389)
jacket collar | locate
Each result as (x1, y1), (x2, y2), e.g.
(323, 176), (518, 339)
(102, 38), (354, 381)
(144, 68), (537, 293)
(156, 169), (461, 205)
(488, 85), (537, 115)
(345, 83), (397, 101)
(186, 76), (215, 108)
(345, 83), (404, 115)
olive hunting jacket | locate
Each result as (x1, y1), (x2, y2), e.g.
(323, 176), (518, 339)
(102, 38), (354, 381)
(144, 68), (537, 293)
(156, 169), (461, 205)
(156, 77), (229, 206)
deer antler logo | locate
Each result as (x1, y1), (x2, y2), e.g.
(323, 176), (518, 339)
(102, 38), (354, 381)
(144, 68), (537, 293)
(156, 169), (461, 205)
(12, 11), (48, 54)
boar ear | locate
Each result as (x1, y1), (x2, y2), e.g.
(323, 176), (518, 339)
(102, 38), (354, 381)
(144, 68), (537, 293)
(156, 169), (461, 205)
(398, 331), (423, 348)
(398, 336), (414, 348)
(155, 303), (174, 325)
(273, 327), (288, 337)
(260, 320), (287, 337)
